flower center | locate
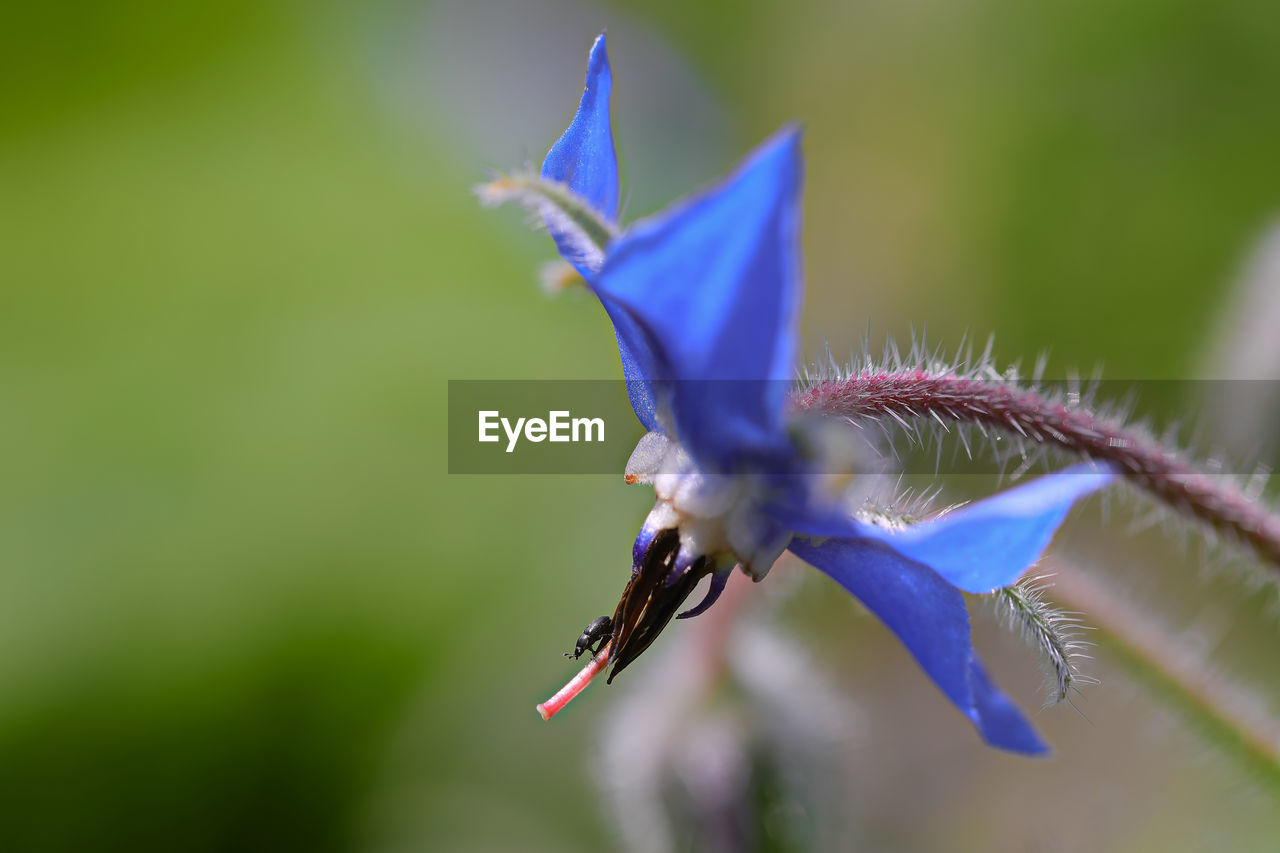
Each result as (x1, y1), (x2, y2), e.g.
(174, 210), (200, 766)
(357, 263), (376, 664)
(626, 432), (793, 580)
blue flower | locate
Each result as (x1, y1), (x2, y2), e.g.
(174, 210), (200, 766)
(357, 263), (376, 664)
(533, 34), (1114, 754)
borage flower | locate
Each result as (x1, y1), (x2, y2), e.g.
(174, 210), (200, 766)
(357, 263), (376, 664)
(483, 34), (1114, 754)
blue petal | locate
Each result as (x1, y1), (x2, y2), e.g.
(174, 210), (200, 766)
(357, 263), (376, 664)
(542, 32), (619, 271)
(598, 302), (661, 431)
(967, 658), (1050, 754)
(593, 126), (804, 471)
(786, 535), (1048, 755)
(774, 462), (1115, 594)
(856, 462), (1115, 593)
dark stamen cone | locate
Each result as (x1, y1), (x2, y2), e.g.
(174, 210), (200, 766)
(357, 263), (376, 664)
(606, 529), (709, 682)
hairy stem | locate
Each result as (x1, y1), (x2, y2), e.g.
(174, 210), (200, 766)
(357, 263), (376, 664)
(794, 370), (1280, 569)
(1047, 563), (1280, 793)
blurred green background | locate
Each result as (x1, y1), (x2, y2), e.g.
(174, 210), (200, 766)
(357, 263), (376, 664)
(3, 1), (1279, 850)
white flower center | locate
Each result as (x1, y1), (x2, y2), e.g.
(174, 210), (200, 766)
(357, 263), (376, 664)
(625, 432), (792, 579)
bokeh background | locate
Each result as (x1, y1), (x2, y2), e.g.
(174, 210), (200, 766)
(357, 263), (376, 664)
(4, 0), (1280, 850)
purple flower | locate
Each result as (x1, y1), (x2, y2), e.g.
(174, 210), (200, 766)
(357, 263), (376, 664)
(530, 34), (1113, 753)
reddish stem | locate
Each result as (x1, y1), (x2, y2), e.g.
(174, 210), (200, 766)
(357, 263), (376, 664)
(793, 370), (1280, 569)
(537, 642), (612, 721)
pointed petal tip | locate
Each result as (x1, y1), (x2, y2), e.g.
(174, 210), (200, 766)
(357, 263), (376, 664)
(540, 27), (620, 261)
(988, 734), (1051, 757)
(968, 658), (1052, 755)
(1064, 458), (1119, 482)
(748, 123), (804, 175)
(775, 121), (805, 146)
(588, 30), (610, 71)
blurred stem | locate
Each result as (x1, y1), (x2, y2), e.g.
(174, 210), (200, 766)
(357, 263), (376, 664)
(796, 370), (1280, 572)
(690, 567), (754, 678)
(1047, 562), (1280, 793)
